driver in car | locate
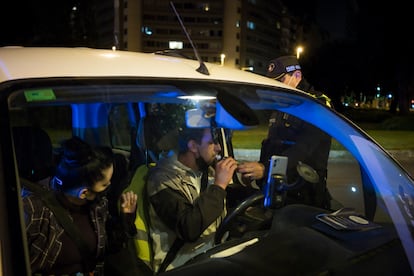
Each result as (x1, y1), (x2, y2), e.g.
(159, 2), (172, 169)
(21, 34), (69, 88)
(146, 126), (237, 272)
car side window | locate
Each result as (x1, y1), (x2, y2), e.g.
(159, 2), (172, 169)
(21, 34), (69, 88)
(9, 106), (72, 147)
(231, 109), (365, 215)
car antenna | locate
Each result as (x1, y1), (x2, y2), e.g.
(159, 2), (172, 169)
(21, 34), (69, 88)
(170, 1), (210, 75)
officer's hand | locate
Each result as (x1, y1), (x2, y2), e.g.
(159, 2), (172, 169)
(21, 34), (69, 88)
(237, 161), (265, 180)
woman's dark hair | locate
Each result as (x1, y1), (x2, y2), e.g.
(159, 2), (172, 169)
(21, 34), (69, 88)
(53, 136), (113, 192)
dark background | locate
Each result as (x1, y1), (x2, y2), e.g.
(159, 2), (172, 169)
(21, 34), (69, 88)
(284, 0), (414, 114)
(1, 0), (413, 114)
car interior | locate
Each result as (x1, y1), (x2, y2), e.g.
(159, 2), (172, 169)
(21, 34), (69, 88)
(8, 80), (413, 275)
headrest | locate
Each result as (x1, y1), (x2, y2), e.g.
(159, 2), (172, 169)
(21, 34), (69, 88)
(13, 126), (54, 182)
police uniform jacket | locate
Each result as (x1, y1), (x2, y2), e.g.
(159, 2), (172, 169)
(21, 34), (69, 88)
(260, 78), (332, 208)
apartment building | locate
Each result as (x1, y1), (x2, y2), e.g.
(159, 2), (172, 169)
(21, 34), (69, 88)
(115, 0), (302, 74)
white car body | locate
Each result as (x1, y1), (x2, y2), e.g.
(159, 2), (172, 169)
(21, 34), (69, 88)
(0, 47), (413, 275)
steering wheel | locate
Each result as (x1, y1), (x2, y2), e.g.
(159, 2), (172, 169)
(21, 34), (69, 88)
(214, 192), (264, 245)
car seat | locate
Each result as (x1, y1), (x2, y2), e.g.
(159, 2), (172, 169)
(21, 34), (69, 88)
(125, 104), (182, 271)
(106, 151), (132, 220)
(123, 163), (154, 270)
(125, 108), (153, 268)
(12, 126), (55, 183)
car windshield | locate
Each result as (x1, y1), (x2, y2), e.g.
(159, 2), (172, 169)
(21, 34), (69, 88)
(2, 50), (414, 275)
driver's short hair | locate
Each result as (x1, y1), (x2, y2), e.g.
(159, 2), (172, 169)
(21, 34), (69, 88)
(177, 127), (207, 154)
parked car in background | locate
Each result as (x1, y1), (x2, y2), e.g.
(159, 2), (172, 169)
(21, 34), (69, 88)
(0, 47), (413, 275)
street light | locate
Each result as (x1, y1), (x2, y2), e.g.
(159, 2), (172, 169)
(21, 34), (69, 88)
(220, 53), (226, 66)
(241, 66), (254, 71)
(296, 46), (303, 59)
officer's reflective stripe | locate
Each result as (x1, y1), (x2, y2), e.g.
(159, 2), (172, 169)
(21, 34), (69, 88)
(308, 92), (332, 108)
(317, 94), (332, 107)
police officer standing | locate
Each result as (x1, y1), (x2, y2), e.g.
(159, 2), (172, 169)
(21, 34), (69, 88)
(261, 55), (332, 209)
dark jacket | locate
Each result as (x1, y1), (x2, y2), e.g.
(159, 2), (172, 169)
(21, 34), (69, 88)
(23, 192), (108, 274)
(260, 78), (332, 209)
(146, 153), (226, 271)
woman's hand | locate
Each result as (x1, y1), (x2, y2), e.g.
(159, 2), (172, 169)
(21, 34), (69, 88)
(120, 191), (138, 214)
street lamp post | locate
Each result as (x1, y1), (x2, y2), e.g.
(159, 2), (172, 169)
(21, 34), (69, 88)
(296, 46), (303, 59)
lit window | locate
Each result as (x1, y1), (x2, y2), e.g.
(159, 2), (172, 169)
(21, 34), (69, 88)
(276, 22), (281, 29)
(142, 26), (153, 36)
(247, 21), (255, 30)
(169, 41), (183, 49)
(202, 3), (210, 11)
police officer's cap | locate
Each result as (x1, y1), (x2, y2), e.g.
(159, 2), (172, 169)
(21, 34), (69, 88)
(266, 55), (301, 80)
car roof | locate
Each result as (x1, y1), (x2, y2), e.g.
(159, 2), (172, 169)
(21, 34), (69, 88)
(0, 47), (354, 155)
(0, 47), (290, 89)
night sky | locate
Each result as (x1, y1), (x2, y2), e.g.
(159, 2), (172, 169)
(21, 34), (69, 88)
(281, 0), (414, 112)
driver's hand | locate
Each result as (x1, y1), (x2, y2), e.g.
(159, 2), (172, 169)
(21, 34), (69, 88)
(237, 161), (265, 180)
(214, 157), (238, 190)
